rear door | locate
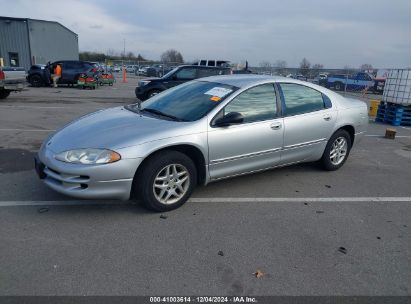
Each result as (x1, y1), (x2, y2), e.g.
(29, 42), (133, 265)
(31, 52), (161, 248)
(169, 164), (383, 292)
(60, 61), (77, 83)
(278, 83), (337, 164)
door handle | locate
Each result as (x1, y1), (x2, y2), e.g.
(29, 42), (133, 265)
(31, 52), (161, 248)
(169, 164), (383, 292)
(270, 122), (282, 130)
(323, 114), (332, 121)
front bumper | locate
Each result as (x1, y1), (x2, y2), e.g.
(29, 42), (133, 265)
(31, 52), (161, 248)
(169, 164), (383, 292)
(135, 86), (148, 100)
(36, 148), (143, 200)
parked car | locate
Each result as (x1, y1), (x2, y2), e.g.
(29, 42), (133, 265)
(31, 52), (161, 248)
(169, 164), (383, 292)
(125, 65), (137, 73)
(324, 72), (374, 91)
(0, 66), (26, 99)
(136, 66), (149, 76)
(35, 75), (368, 212)
(113, 66), (121, 73)
(27, 61), (100, 87)
(135, 65), (232, 100)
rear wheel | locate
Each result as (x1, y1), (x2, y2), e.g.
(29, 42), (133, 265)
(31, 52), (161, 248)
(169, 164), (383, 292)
(0, 90), (10, 99)
(321, 129), (352, 171)
(132, 151), (197, 212)
(29, 74), (44, 87)
(334, 81), (344, 91)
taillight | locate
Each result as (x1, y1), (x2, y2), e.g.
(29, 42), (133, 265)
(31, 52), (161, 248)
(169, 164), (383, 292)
(0, 70), (5, 80)
(90, 68), (97, 73)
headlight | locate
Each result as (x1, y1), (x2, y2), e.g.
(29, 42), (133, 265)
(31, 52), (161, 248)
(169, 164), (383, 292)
(139, 80), (151, 86)
(55, 149), (121, 165)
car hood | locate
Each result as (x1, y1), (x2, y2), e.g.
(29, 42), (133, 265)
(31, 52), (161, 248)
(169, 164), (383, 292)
(141, 77), (161, 82)
(47, 107), (189, 153)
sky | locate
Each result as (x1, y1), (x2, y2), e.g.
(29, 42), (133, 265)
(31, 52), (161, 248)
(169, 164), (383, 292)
(2, 0), (411, 68)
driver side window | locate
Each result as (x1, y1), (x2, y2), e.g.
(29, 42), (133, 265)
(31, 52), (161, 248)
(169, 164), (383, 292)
(223, 83), (277, 123)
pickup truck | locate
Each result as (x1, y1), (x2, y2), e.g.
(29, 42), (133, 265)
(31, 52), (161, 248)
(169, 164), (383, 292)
(321, 72), (374, 92)
(0, 66), (26, 99)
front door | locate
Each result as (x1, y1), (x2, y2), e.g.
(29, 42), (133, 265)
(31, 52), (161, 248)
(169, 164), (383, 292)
(208, 83), (284, 180)
(165, 67), (197, 89)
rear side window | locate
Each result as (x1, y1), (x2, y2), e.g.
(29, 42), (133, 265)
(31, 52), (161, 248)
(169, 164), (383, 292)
(197, 69), (217, 78)
(175, 68), (196, 80)
(279, 83), (325, 116)
(358, 73), (372, 81)
(220, 69), (231, 75)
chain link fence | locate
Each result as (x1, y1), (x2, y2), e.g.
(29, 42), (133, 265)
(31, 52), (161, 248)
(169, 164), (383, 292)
(96, 58), (402, 104)
(252, 66), (391, 102)
(100, 60), (183, 77)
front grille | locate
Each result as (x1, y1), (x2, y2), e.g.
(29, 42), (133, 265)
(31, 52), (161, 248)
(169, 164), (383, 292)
(43, 167), (90, 191)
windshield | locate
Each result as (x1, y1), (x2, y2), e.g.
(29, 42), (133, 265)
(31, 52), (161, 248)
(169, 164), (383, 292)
(128, 81), (238, 122)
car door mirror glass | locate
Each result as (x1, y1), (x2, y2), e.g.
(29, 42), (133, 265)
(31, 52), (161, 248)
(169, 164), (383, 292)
(214, 112), (244, 127)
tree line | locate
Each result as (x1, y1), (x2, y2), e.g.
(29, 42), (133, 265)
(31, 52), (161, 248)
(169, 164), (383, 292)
(259, 58), (374, 77)
(79, 49), (184, 64)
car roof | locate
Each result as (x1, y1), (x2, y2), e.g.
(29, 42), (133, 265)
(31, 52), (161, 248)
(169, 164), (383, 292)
(178, 65), (230, 70)
(200, 74), (290, 88)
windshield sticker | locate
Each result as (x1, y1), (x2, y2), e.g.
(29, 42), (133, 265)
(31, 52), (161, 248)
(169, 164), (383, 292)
(210, 96), (221, 102)
(204, 87), (232, 98)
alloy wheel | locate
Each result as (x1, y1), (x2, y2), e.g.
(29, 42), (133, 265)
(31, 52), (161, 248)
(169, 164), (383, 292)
(330, 137), (347, 165)
(153, 164), (190, 205)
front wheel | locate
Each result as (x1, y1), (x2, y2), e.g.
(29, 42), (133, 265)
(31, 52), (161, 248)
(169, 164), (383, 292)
(133, 151), (197, 212)
(334, 82), (344, 91)
(0, 90), (10, 99)
(29, 75), (44, 87)
(321, 129), (352, 171)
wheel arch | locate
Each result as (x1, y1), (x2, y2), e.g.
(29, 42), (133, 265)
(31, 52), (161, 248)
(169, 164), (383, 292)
(337, 125), (355, 146)
(131, 144), (207, 198)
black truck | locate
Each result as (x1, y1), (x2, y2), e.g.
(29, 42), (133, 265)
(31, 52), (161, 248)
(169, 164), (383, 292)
(135, 65), (232, 101)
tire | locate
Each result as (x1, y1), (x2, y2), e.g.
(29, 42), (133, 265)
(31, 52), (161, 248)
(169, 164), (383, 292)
(334, 82), (344, 91)
(29, 74), (44, 87)
(321, 129), (352, 171)
(148, 89), (161, 98)
(132, 150), (197, 212)
(0, 90), (10, 99)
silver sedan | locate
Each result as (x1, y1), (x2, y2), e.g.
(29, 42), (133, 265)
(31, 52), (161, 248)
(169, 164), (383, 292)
(35, 75), (368, 211)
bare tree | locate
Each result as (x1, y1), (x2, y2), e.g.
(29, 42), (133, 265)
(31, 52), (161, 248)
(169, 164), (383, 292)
(274, 60), (287, 76)
(311, 63), (324, 77)
(106, 48), (118, 57)
(136, 54), (147, 62)
(360, 63), (373, 71)
(259, 61), (272, 74)
(126, 51), (135, 60)
(343, 65), (355, 75)
(299, 58), (311, 77)
(161, 49), (184, 63)
(259, 61), (272, 68)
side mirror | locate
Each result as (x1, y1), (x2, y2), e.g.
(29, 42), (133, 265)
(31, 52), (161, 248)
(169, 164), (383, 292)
(214, 112), (244, 127)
